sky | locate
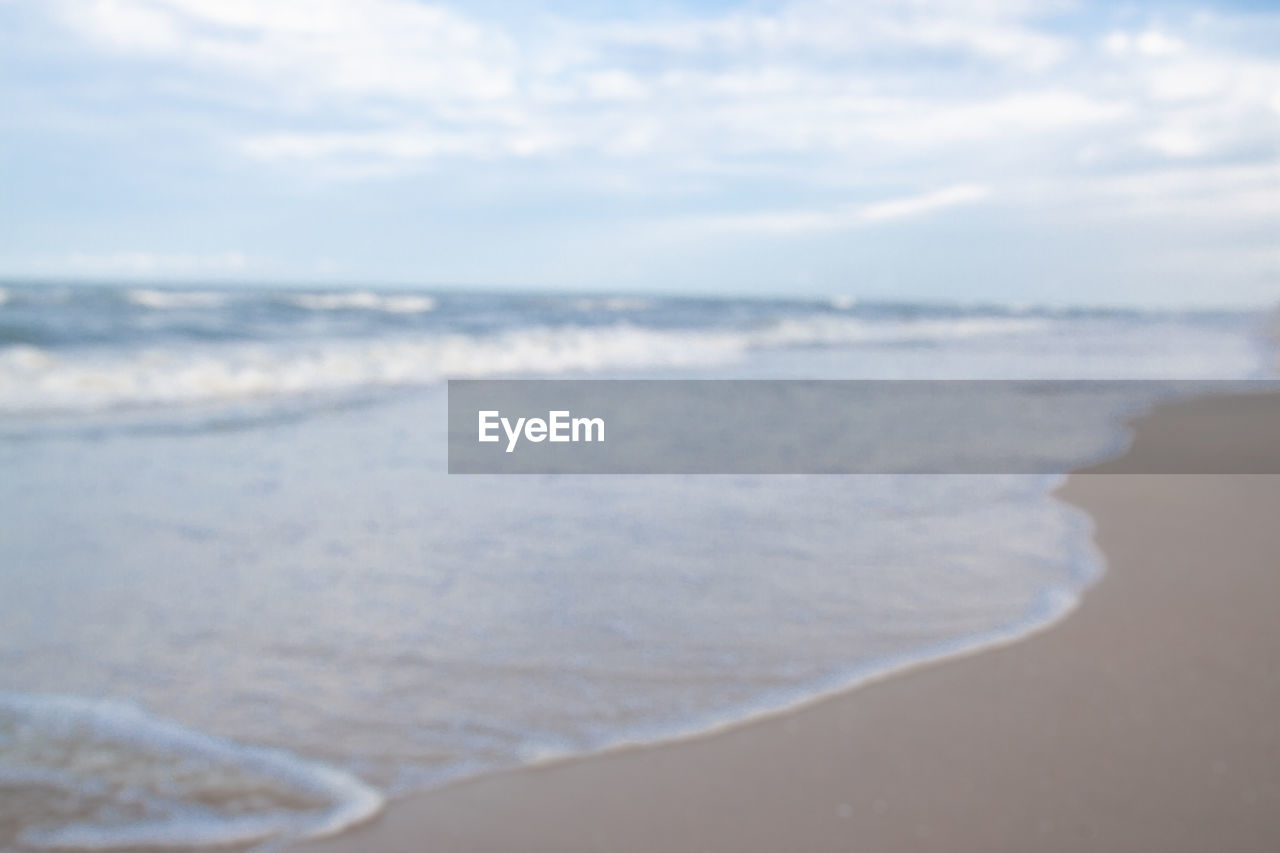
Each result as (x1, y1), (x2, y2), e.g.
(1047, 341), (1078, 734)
(0, 0), (1277, 305)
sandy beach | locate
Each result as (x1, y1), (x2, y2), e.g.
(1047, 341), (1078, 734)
(299, 390), (1280, 853)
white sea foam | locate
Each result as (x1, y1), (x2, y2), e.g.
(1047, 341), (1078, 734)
(125, 289), (230, 309)
(0, 316), (1050, 413)
(286, 291), (437, 313)
(569, 297), (653, 312)
(0, 327), (727, 413)
(754, 315), (1048, 348)
(0, 691), (384, 851)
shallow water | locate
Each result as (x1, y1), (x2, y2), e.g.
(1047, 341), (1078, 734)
(0, 285), (1271, 849)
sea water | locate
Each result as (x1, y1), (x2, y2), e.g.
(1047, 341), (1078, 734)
(0, 284), (1272, 850)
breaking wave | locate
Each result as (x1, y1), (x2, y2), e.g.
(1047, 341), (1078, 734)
(0, 316), (1044, 414)
(283, 291), (437, 313)
(125, 289), (232, 310)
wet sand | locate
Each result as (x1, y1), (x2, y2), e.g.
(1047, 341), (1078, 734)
(301, 392), (1280, 852)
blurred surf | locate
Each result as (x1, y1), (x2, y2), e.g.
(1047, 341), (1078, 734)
(0, 283), (1273, 850)
(0, 284), (1267, 418)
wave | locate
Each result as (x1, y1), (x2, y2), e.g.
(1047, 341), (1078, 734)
(0, 316), (1047, 414)
(0, 328), (734, 413)
(0, 287), (9, 307)
(0, 691), (383, 850)
(284, 291), (437, 314)
(125, 289), (231, 310)
(569, 297), (653, 313)
(756, 315), (1046, 348)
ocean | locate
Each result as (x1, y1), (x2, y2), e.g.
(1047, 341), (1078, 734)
(0, 283), (1273, 850)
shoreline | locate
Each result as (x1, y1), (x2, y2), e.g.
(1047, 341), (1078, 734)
(299, 391), (1280, 852)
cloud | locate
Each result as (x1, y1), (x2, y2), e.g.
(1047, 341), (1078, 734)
(860, 184), (992, 222)
(25, 0), (1274, 187)
(4, 0), (1278, 301)
(56, 0), (517, 103)
(1104, 29), (1185, 58)
(580, 0), (1072, 71)
(20, 1), (1126, 168)
(678, 184), (993, 235)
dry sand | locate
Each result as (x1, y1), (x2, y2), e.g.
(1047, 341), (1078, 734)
(301, 392), (1280, 853)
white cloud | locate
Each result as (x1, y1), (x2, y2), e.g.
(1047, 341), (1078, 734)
(860, 184), (992, 222)
(18, 0), (1275, 200)
(57, 0), (518, 104)
(34, 0), (1277, 187)
(1136, 30), (1184, 57)
(678, 184), (993, 235)
(1141, 126), (1206, 158)
(584, 0), (1071, 71)
(10, 0), (1279, 302)
(32, 0), (1108, 169)
(582, 70), (649, 102)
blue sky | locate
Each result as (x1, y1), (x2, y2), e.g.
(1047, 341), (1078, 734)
(1, 0), (1277, 305)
